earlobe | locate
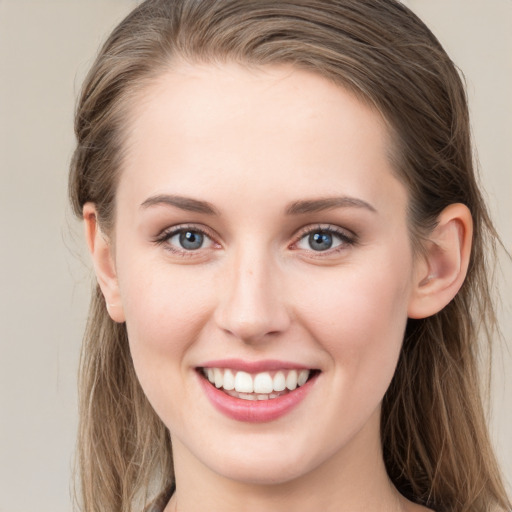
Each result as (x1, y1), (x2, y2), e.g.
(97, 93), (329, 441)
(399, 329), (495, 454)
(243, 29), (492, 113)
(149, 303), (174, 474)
(83, 203), (126, 323)
(408, 203), (473, 319)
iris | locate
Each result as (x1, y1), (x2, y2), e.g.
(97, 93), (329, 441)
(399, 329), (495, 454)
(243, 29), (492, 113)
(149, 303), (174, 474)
(309, 231), (333, 251)
(180, 230), (204, 250)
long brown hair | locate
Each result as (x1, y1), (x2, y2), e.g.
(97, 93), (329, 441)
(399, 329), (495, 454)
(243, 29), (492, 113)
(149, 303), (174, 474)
(69, 1), (510, 511)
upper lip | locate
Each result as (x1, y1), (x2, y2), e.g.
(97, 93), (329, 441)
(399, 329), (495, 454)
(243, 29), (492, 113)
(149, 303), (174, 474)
(197, 358), (315, 373)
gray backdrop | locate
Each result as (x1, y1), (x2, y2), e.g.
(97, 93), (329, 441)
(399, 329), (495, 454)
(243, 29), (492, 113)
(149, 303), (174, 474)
(0, 1), (510, 510)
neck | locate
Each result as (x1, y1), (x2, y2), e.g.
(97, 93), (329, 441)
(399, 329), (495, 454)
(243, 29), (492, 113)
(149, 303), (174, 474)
(166, 410), (409, 512)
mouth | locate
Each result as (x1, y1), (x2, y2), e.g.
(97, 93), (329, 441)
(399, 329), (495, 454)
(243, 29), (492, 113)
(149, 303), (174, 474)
(198, 367), (320, 401)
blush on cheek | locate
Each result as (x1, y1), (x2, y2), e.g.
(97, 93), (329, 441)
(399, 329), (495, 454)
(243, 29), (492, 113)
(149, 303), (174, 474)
(298, 270), (409, 387)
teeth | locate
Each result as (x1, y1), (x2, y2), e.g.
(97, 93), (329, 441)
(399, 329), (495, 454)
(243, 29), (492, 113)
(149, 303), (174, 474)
(297, 369), (309, 387)
(223, 369), (235, 390)
(235, 371), (253, 393)
(214, 368), (223, 388)
(202, 368), (312, 397)
(253, 372), (273, 394)
(238, 392), (257, 401)
(273, 371), (286, 392)
(286, 370), (298, 390)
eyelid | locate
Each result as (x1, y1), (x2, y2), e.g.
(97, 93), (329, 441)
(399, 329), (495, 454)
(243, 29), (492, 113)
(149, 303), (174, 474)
(290, 224), (357, 252)
(152, 222), (356, 256)
(153, 223), (221, 253)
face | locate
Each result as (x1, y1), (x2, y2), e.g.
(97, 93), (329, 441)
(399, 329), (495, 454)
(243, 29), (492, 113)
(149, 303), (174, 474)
(108, 62), (420, 485)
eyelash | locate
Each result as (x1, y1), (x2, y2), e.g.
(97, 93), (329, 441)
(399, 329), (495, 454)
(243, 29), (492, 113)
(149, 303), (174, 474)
(153, 224), (219, 256)
(153, 223), (357, 256)
(291, 224), (357, 255)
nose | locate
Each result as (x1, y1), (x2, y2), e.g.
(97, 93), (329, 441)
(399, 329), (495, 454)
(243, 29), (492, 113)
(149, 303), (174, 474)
(214, 246), (291, 343)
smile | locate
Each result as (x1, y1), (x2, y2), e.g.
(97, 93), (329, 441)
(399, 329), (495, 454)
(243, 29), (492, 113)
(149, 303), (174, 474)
(201, 368), (311, 400)
(197, 363), (319, 422)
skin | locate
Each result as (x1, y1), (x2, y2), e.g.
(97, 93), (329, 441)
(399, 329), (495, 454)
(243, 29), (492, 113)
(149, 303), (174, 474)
(85, 62), (472, 512)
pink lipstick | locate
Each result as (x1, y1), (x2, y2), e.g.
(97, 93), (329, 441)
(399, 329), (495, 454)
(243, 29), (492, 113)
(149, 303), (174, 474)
(196, 360), (319, 422)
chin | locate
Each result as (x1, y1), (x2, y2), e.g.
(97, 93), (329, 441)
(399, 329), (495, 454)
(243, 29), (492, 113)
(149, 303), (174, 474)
(194, 439), (325, 487)
(215, 460), (311, 487)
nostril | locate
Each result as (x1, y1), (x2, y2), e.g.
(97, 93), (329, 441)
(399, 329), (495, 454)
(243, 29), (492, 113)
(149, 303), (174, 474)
(214, 302), (292, 343)
(213, 261), (291, 341)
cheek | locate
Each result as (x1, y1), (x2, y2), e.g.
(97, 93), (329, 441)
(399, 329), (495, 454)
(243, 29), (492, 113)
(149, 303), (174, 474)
(117, 265), (221, 432)
(119, 251), (208, 333)
(116, 256), (214, 384)
(294, 255), (413, 387)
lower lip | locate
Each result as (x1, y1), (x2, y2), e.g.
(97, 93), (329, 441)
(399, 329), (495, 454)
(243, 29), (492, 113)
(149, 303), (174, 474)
(197, 371), (318, 423)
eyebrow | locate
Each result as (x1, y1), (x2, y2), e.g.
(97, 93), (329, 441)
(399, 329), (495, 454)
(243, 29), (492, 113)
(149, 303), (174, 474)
(140, 194), (219, 215)
(285, 196), (377, 215)
(140, 194), (376, 216)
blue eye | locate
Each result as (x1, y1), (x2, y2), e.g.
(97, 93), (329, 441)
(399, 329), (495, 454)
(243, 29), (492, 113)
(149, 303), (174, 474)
(177, 230), (204, 250)
(160, 227), (214, 252)
(308, 231), (334, 251)
(296, 227), (352, 252)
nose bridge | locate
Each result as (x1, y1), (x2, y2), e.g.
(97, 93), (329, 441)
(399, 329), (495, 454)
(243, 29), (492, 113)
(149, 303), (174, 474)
(215, 241), (290, 342)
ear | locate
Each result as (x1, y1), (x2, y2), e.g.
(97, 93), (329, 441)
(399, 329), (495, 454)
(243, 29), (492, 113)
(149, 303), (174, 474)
(83, 203), (126, 323)
(408, 203), (473, 319)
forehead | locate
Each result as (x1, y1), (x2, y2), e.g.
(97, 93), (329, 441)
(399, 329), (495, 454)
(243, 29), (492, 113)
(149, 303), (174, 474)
(119, 62), (405, 217)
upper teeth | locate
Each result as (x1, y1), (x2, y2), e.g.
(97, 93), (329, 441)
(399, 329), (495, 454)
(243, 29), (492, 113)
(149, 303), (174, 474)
(204, 368), (310, 394)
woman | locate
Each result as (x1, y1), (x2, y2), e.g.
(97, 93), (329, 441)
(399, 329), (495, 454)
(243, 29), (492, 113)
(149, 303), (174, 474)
(69, 1), (511, 511)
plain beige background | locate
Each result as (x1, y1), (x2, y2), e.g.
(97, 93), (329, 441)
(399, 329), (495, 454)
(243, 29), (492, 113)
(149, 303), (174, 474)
(0, 1), (510, 511)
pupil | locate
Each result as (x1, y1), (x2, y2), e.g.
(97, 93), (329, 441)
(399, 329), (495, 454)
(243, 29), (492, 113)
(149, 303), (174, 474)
(180, 231), (203, 250)
(309, 231), (332, 251)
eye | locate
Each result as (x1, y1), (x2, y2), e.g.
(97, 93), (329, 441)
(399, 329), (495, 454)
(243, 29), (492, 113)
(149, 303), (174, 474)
(170, 229), (207, 250)
(155, 226), (217, 253)
(295, 226), (354, 252)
